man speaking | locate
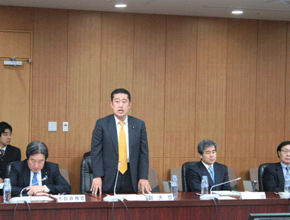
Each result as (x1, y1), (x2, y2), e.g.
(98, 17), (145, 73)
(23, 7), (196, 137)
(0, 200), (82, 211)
(90, 88), (151, 195)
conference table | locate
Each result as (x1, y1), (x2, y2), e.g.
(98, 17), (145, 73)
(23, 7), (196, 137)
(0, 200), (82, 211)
(0, 193), (289, 220)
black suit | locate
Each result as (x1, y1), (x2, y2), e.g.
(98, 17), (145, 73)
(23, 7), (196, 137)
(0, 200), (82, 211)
(9, 160), (71, 196)
(0, 145), (21, 179)
(263, 163), (285, 192)
(91, 114), (149, 193)
(186, 161), (231, 192)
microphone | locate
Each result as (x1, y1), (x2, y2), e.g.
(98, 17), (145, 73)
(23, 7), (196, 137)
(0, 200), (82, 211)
(103, 162), (123, 202)
(200, 177), (241, 200)
(210, 177), (241, 193)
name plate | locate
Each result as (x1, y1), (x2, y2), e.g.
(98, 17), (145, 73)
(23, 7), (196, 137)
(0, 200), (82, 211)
(240, 192), (266, 200)
(144, 193), (174, 201)
(55, 194), (86, 203)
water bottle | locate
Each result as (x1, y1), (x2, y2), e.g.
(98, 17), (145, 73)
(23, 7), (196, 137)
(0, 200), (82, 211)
(170, 175), (178, 199)
(201, 176), (209, 195)
(3, 178), (11, 204)
(284, 172), (290, 193)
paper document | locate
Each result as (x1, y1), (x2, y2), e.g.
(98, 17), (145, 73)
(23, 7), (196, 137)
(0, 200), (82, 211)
(212, 191), (241, 196)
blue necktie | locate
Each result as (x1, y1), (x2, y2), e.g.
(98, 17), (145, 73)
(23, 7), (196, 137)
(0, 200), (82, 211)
(209, 166), (215, 184)
(32, 173), (38, 186)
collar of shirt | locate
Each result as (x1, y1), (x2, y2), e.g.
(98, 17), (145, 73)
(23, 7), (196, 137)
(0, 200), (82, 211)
(114, 115), (128, 126)
(281, 162), (290, 176)
(201, 160), (214, 172)
(0, 146), (7, 152)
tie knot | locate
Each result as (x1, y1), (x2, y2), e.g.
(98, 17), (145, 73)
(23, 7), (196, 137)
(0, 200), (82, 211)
(119, 121), (124, 126)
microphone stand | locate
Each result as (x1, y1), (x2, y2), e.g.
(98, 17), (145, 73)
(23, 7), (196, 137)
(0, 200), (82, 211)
(200, 177), (241, 200)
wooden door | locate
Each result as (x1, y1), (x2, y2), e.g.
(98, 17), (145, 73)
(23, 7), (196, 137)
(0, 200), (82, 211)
(0, 30), (31, 155)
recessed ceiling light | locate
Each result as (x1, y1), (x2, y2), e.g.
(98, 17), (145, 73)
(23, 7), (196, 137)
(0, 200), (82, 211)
(232, 10), (244, 15)
(114, 3), (127, 8)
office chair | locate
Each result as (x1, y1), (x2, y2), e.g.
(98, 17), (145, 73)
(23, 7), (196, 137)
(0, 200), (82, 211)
(181, 161), (198, 192)
(258, 163), (272, 192)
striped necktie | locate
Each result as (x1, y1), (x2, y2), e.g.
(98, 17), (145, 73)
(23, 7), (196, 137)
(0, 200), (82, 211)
(118, 121), (127, 174)
(209, 166), (215, 183)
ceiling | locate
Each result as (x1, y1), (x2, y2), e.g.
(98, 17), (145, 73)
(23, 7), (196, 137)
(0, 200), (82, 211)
(1, 0), (290, 21)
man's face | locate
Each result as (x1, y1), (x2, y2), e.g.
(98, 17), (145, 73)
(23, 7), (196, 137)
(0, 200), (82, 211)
(200, 145), (217, 165)
(27, 153), (45, 173)
(278, 144), (290, 165)
(0, 129), (12, 147)
(111, 93), (131, 121)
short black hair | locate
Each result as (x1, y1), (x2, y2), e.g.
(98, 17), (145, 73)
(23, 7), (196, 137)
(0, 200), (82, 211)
(0, 122), (12, 136)
(111, 88), (131, 102)
(26, 141), (49, 160)
(197, 139), (217, 155)
(277, 141), (290, 157)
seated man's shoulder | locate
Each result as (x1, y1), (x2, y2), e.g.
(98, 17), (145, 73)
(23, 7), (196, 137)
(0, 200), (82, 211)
(7, 145), (20, 152)
(214, 162), (228, 169)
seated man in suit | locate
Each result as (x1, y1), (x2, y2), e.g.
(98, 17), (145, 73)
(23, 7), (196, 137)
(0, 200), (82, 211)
(0, 121), (21, 183)
(186, 139), (231, 192)
(263, 141), (290, 192)
(9, 141), (71, 196)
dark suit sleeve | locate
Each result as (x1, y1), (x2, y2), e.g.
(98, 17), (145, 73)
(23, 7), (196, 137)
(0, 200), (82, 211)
(91, 119), (104, 178)
(263, 166), (281, 192)
(186, 166), (202, 192)
(138, 121), (149, 180)
(221, 166), (231, 190)
(9, 162), (24, 196)
(45, 164), (71, 194)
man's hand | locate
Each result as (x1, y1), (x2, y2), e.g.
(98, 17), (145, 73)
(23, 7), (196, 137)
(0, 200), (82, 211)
(91, 177), (102, 196)
(138, 179), (152, 194)
(0, 178), (3, 183)
(26, 186), (45, 196)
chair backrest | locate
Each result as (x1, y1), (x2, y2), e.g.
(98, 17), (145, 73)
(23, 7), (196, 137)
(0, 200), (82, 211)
(181, 161), (198, 192)
(80, 151), (93, 194)
(249, 167), (259, 191)
(162, 181), (170, 193)
(60, 169), (70, 184)
(170, 168), (182, 192)
(228, 167), (237, 190)
(258, 163), (272, 192)
(148, 168), (159, 192)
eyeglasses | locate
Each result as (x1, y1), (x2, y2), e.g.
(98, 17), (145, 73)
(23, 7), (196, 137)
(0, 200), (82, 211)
(28, 159), (45, 165)
(280, 150), (290, 154)
(204, 150), (216, 155)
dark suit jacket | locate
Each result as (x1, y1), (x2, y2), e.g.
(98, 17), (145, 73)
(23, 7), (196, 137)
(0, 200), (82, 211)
(0, 145), (21, 179)
(9, 160), (71, 196)
(186, 161), (231, 192)
(91, 114), (149, 193)
(263, 163), (285, 192)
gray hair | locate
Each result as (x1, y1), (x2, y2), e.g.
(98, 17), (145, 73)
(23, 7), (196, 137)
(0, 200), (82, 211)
(197, 139), (217, 155)
(26, 141), (49, 159)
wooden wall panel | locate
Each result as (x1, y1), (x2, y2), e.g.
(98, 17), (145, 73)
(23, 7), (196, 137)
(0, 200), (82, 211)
(67, 11), (101, 157)
(132, 14), (166, 160)
(99, 12), (134, 117)
(0, 31), (31, 58)
(164, 16), (197, 159)
(195, 18), (227, 157)
(0, 6), (34, 30)
(66, 11), (102, 193)
(225, 19), (257, 183)
(255, 21), (287, 160)
(285, 23), (290, 140)
(31, 9), (68, 157)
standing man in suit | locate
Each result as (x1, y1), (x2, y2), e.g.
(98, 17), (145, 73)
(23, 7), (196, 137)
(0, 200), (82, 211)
(0, 122), (21, 182)
(9, 141), (71, 196)
(263, 141), (290, 192)
(90, 88), (151, 195)
(186, 139), (231, 192)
